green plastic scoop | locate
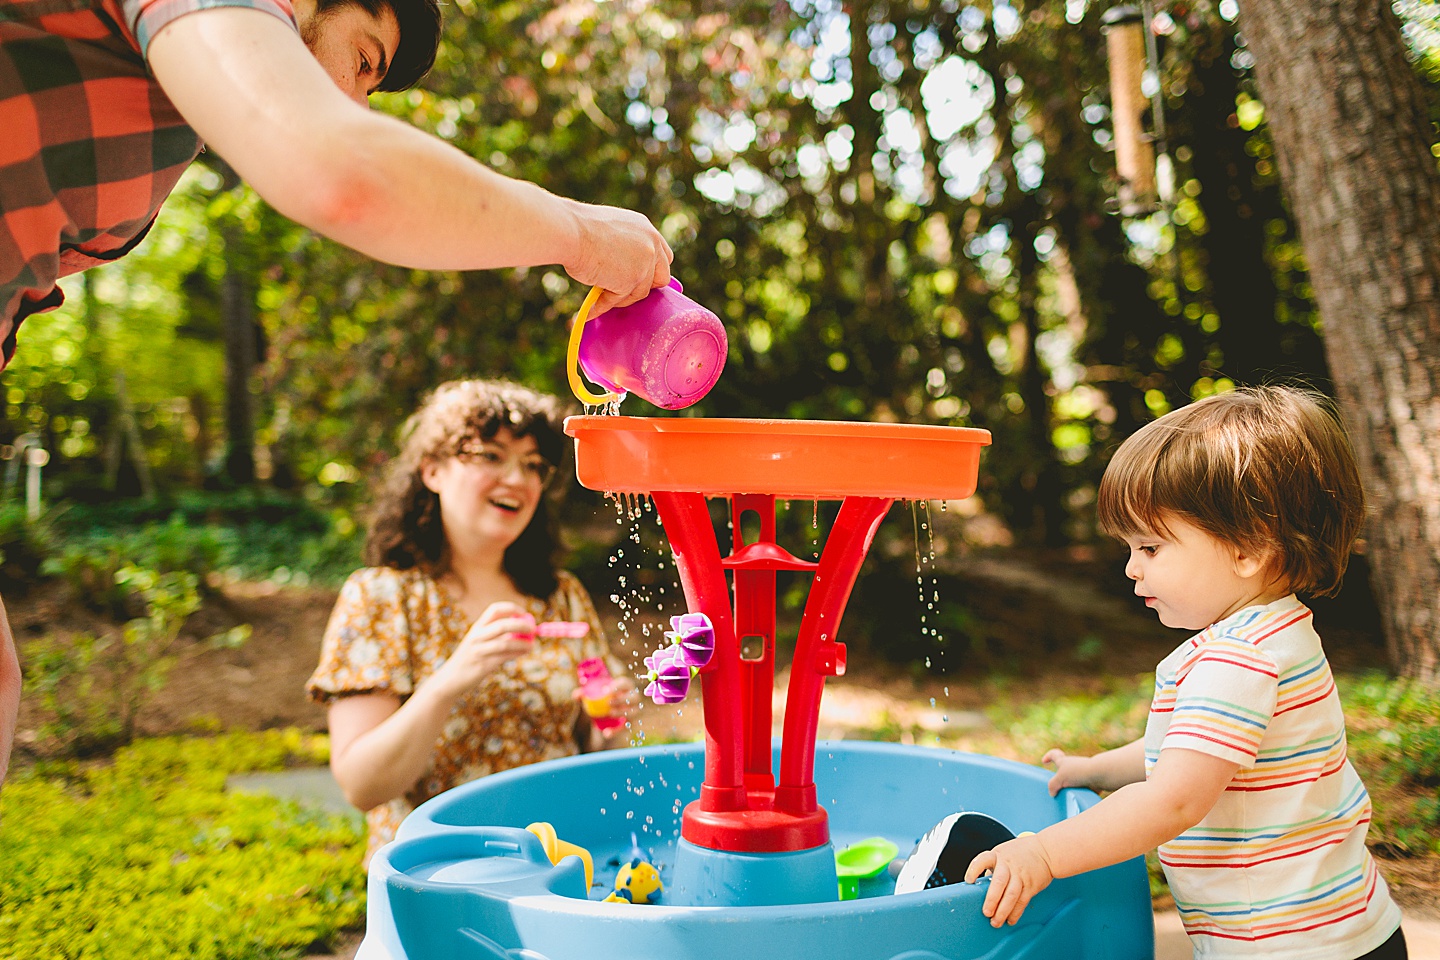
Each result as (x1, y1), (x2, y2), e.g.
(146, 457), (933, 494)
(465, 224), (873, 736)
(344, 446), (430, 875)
(834, 837), (900, 900)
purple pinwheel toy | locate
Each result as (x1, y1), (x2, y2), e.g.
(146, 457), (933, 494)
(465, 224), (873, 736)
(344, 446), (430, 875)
(643, 645), (693, 704)
(643, 612), (716, 705)
(667, 613), (715, 669)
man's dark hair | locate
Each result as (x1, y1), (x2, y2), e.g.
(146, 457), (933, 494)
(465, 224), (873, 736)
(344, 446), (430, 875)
(317, 0), (442, 92)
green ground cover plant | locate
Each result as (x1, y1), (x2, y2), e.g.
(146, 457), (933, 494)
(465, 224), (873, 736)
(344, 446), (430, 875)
(0, 730), (365, 960)
(22, 565), (250, 755)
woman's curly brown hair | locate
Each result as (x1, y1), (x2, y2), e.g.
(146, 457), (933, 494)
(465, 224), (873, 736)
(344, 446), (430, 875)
(364, 379), (568, 599)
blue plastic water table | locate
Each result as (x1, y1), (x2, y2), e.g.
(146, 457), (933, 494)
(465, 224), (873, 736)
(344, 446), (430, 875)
(357, 418), (1154, 959)
(357, 740), (1154, 960)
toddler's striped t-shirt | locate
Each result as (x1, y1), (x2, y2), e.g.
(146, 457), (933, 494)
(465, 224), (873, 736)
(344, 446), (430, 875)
(1143, 595), (1401, 959)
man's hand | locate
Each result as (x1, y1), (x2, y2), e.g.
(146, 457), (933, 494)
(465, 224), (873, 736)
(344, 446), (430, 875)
(964, 834), (1056, 928)
(563, 200), (673, 314)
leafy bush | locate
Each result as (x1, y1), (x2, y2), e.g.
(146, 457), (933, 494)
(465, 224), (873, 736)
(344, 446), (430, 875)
(22, 565), (249, 756)
(50, 491), (362, 590)
(43, 517), (229, 615)
(0, 500), (57, 591)
(1340, 672), (1440, 855)
(985, 675), (1153, 761)
(0, 730), (365, 959)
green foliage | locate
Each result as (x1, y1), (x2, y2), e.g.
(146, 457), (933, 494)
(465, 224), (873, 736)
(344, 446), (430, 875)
(21, 565), (250, 755)
(43, 518), (227, 616)
(986, 676), (1153, 762)
(1340, 672), (1440, 854)
(20, 631), (114, 757)
(47, 490), (363, 591)
(0, 730), (365, 960)
(6, 2), (1433, 679)
(0, 501), (56, 591)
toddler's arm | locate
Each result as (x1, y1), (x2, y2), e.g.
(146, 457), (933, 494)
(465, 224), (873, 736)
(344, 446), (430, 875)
(1043, 738), (1146, 795)
(965, 747), (1240, 927)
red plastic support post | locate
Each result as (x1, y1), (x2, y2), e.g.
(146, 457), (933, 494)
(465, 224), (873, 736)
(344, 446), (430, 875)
(650, 491), (746, 812)
(775, 496), (893, 817)
(730, 494), (778, 797)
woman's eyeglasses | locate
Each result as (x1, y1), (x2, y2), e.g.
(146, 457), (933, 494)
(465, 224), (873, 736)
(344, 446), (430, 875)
(454, 444), (558, 487)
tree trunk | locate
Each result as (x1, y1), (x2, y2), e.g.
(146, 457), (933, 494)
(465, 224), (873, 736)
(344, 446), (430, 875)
(87, 273), (155, 499)
(221, 226), (256, 486)
(1013, 197), (1067, 546)
(1239, 0), (1440, 684)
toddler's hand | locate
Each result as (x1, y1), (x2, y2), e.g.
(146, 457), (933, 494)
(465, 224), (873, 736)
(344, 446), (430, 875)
(1042, 748), (1096, 796)
(964, 834), (1056, 927)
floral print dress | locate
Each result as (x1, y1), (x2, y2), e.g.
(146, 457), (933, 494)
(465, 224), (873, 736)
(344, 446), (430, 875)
(306, 566), (621, 861)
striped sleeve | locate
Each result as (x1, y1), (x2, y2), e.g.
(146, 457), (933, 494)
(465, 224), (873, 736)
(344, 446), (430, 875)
(1162, 637), (1279, 768)
(121, 0), (296, 60)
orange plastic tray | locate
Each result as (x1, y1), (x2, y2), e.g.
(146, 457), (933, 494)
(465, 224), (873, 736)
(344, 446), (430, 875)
(564, 416), (991, 500)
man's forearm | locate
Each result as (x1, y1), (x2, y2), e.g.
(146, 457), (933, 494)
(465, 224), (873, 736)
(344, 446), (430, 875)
(148, 10), (583, 273)
(306, 120), (585, 272)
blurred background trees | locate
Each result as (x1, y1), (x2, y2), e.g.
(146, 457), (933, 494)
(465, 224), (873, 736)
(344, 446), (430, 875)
(3, 0), (1438, 679)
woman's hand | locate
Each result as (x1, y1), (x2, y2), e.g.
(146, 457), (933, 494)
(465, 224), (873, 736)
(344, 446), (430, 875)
(1042, 749), (1099, 796)
(599, 675), (639, 729)
(432, 602), (537, 700)
(570, 673), (638, 736)
(964, 834), (1057, 927)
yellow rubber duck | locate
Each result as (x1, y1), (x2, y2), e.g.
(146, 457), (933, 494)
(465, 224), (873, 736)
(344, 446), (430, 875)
(603, 858), (663, 904)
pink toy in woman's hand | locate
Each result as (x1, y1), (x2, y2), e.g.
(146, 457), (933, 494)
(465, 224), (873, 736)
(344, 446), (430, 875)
(576, 657), (626, 733)
(537, 621), (591, 638)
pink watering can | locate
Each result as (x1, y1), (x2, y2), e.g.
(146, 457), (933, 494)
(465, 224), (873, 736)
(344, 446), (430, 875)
(575, 657), (626, 734)
(566, 279), (727, 410)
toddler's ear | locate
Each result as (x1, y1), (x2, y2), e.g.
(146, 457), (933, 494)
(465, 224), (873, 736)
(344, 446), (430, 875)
(1230, 542), (1277, 581)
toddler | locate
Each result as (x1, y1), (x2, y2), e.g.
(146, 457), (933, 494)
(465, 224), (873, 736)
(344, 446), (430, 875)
(965, 386), (1405, 959)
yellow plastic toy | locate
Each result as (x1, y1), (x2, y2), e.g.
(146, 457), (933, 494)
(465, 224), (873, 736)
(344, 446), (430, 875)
(526, 821), (594, 890)
(603, 858), (663, 904)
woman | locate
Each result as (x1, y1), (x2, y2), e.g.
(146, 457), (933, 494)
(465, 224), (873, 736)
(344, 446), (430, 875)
(307, 379), (630, 863)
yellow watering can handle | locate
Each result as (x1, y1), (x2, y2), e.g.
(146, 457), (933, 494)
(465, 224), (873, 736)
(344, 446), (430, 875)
(567, 286), (622, 407)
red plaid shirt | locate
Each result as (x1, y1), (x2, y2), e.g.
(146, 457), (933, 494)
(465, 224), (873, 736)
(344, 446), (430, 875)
(0, 0), (295, 369)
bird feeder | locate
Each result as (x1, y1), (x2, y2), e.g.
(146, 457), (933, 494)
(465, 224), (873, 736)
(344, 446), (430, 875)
(1102, 5), (1158, 215)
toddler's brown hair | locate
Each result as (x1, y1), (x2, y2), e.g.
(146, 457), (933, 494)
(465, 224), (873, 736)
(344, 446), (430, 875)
(1097, 385), (1365, 597)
